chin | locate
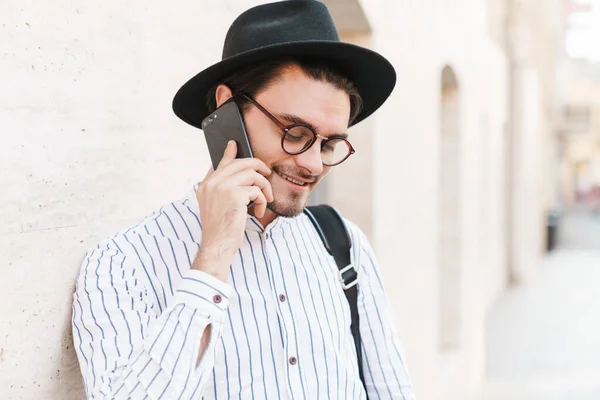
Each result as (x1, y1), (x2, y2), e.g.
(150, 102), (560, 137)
(267, 196), (307, 218)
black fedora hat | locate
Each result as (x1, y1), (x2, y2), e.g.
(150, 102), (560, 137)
(172, 0), (396, 129)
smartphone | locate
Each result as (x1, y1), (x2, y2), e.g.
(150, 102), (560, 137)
(201, 98), (254, 170)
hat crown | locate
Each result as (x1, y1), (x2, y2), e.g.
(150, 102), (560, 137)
(223, 1), (340, 59)
(173, 0), (396, 130)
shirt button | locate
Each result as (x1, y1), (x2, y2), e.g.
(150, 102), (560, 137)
(279, 294), (286, 302)
(213, 294), (222, 304)
(265, 232), (270, 240)
(289, 356), (297, 365)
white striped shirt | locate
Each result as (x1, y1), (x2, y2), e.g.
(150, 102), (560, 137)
(72, 186), (415, 399)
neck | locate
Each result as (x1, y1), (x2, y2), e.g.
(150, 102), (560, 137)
(250, 207), (278, 228)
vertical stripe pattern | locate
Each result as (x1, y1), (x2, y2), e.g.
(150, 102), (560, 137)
(72, 187), (415, 399)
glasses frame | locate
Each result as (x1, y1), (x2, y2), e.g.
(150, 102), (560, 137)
(235, 93), (355, 167)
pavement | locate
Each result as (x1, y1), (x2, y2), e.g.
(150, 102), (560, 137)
(479, 211), (600, 400)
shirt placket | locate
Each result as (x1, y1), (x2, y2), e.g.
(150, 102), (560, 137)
(261, 224), (305, 400)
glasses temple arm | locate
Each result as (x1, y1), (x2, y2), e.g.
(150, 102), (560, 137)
(238, 93), (288, 131)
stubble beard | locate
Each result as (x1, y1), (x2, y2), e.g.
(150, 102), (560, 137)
(267, 165), (315, 217)
(266, 191), (307, 217)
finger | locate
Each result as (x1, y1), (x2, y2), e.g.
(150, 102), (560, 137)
(216, 140), (238, 170)
(219, 157), (271, 178)
(203, 164), (215, 181)
(228, 170), (274, 203)
(244, 186), (268, 218)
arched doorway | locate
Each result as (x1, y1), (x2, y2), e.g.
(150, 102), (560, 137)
(439, 65), (462, 351)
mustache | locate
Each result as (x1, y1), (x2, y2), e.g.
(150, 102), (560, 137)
(272, 165), (318, 183)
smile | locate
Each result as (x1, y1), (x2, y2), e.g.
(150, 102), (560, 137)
(277, 172), (309, 186)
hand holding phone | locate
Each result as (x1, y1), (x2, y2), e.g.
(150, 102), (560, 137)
(194, 141), (273, 281)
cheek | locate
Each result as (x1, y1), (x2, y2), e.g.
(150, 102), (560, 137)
(252, 142), (295, 173)
(247, 128), (283, 164)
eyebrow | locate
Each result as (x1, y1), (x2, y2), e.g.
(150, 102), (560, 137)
(279, 112), (349, 140)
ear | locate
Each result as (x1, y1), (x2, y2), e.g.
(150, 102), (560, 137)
(215, 84), (234, 108)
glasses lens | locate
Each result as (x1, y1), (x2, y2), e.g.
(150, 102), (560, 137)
(283, 125), (315, 154)
(322, 138), (351, 166)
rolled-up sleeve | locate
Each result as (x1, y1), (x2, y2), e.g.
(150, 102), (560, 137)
(72, 239), (230, 399)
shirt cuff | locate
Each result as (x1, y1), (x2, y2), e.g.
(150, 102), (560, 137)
(173, 269), (232, 315)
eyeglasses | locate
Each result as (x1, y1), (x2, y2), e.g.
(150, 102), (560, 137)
(235, 93), (355, 167)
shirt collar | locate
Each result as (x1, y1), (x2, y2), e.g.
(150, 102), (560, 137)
(246, 213), (294, 233)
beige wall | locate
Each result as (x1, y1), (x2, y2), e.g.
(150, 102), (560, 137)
(331, 0), (512, 398)
(1, 1), (261, 398)
(501, 0), (563, 285)
(1, 0), (556, 399)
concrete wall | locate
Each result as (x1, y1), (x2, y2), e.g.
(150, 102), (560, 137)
(1, 1), (259, 398)
(1, 0), (551, 399)
(503, 0), (564, 283)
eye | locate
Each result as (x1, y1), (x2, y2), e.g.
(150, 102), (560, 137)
(323, 142), (336, 153)
(286, 132), (304, 141)
(285, 126), (313, 141)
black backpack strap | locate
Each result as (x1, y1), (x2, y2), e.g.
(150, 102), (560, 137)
(304, 205), (367, 397)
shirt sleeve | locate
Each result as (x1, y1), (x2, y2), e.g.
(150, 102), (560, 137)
(346, 223), (416, 400)
(71, 237), (231, 399)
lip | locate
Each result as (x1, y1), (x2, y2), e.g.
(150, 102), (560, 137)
(276, 172), (312, 191)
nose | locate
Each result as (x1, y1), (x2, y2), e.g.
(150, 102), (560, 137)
(293, 140), (324, 176)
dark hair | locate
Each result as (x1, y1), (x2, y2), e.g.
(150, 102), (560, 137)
(205, 58), (363, 126)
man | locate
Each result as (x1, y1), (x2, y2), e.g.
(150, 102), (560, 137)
(72, 1), (414, 399)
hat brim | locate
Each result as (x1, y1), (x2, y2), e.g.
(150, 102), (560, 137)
(172, 41), (396, 129)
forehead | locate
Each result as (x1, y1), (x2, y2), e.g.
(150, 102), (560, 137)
(254, 65), (351, 133)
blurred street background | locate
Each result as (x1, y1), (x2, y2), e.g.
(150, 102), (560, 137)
(481, 214), (600, 399)
(3, 0), (600, 399)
